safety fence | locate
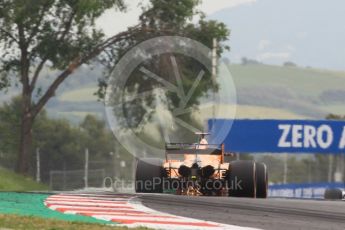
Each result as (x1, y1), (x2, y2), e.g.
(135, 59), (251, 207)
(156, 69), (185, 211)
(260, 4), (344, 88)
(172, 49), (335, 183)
(49, 169), (106, 191)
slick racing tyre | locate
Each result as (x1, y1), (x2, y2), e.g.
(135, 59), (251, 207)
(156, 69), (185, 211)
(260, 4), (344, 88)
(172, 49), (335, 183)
(228, 160), (256, 198)
(255, 162), (268, 198)
(135, 158), (164, 193)
(324, 188), (344, 200)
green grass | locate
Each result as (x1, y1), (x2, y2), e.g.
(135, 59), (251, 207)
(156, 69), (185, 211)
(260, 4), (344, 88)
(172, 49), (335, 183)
(0, 214), (148, 230)
(0, 167), (48, 191)
(0, 193), (150, 230)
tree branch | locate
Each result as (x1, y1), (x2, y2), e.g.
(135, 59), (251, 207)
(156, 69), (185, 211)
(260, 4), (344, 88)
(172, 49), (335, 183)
(0, 28), (18, 44)
(31, 26), (175, 118)
(30, 58), (47, 92)
(57, 10), (76, 43)
(27, 4), (48, 45)
(29, 10), (76, 93)
(17, 23), (30, 90)
(31, 28), (136, 118)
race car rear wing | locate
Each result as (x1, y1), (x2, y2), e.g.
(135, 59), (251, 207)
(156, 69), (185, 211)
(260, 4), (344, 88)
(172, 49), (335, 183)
(166, 148), (222, 155)
(165, 143), (220, 150)
(165, 143), (226, 163)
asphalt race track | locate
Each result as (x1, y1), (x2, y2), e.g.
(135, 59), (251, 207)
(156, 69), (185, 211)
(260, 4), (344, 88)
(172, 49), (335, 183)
(140, 194), (345, 230)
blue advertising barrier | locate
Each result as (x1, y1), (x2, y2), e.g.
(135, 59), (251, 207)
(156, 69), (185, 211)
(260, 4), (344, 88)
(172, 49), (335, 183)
(269, 182), (345, 199)
(208, 119), (345, 154)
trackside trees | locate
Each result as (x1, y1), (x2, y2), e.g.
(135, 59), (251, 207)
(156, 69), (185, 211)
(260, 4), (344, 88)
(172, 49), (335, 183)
(0, 0), (127, 174)
(0, 0), (231, 176)
(97, 0), (230, 136)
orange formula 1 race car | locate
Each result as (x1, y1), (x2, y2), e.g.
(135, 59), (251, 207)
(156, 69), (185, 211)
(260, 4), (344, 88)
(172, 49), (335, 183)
(135, 133), (268, 198)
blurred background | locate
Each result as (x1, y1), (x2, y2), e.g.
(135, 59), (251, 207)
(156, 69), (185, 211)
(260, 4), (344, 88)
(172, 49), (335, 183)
(0, 0), (344, 194)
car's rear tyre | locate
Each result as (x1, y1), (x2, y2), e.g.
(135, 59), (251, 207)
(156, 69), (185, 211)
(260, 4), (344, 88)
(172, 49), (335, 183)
(228, 160), (256, 197)
(135, 158), (164, 193)
(324, 188), (343, 200)
(255, 162), (268, 198)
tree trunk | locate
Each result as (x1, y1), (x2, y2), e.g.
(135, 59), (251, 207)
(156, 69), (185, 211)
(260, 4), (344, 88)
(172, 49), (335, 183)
(16, 94), (33, 175)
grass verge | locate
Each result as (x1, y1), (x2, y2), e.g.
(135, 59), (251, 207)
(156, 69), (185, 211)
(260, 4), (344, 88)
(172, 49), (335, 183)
(0, 167), (48, 191)
(0, 214), (148, 230)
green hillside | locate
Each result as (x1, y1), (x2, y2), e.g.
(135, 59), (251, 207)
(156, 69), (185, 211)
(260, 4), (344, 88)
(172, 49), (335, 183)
(0, 167), (48, 191)
(230, 64), (345, 118)
(59, 86), (98, 102)
(231, 64), (345, 97)
(51, 64), (345, 122)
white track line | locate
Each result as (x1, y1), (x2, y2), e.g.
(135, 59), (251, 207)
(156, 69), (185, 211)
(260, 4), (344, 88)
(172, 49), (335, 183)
(45, 201), (131, 207)
(45, 198), (127, 203)
(45, 193), (261, 230)
(64, 211), (175, 218)
(50, 195), (128, 201)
